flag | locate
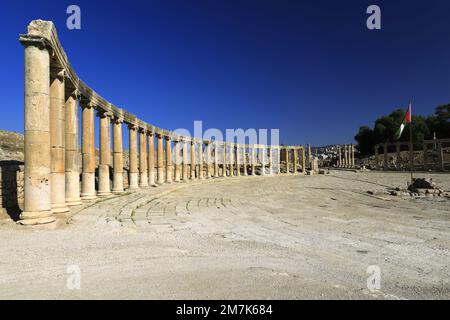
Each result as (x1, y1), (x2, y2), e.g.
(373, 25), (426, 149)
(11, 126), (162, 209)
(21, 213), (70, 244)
(394, 104), (412, 140)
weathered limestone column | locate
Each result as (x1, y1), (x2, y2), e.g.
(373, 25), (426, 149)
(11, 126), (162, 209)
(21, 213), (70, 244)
(190, 141), (196, 180)
(139, 128), (148, 187)
(173, 139), (181, 182)
(147, 132), (156, 186)
(308, 144), (312, 169)
(65, 90), (82, 206)
(383, 142), (388, 171)
(251, 146), (256, 175)
(182, 139), (189, 181)
(423, 143), (428, 171)
(20, 35), (55, 225)
(338, 145), (342, 167)
(261, 146), (266, 176)
(286, 148), (291, 174)
(112, 117), (124, 193)
(156, 133), (165, 184)
(97, 110), (112, 196)
(128, 124), (139, 189)
(229, 143), (234, 177)
(438, 142), (444, 171)
(293, 148), (298, 174)
(268, 147), (273, 175)
(374, 145), (379, 170)
(343, 144), (347, 167)
(165, 136), (173, 183)
(198, 142), (204, 179)
(302, 147), (306, 174)
(214, 141), (219, 178)
(243, 146), (248, 176)
(235, 145), (241, 177)
(277, 147), (281, 175)
(221, 143), (227, 177)
(205, 141), (212, 179)
(80, 102), (97, 200)
(49, 69), (69, 213)
(351, 144), (355, 167)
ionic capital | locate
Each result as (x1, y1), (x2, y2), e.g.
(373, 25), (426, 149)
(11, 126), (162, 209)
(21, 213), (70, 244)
(19, 34), (52, 51)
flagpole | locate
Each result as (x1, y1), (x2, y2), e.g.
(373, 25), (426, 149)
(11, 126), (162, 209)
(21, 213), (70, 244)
(409, 102), (413, 182)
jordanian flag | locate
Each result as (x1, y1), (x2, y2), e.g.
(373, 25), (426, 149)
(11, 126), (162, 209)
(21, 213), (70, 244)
(394, 104), (412, 140)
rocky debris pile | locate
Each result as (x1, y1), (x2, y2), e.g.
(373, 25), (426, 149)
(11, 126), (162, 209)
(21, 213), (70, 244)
(406, 178), (448, 197)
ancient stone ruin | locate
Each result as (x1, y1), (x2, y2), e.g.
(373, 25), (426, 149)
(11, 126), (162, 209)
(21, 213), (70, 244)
(15, 20), (311, 226)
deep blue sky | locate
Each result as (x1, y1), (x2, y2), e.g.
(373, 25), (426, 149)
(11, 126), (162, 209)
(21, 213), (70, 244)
(1, 0), (450, 146)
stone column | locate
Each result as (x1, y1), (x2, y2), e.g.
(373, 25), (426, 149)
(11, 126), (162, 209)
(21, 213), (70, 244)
(293, 148), (298, 174)
(307, 144), (312, 169)
(374, 146), (379, 170)
(182, 139), (189, 181)
(165, 136), (173, 183)
(243, 146), (248, 176)
(139, 128), (148, 187)
(423, 143), (428, 171)
(213, 142), (219, 178)
(235, 145), (241, 177)
(65, 90), (82, 206)
(147, 132), (156, 186)
(351, 144), (355, 167)
(261, 146), (266, 176)
(97, 110), (112, 196)
(251, 146), (256, 175)
(198, 142), (204, 179)
(343, 144), (347, 167)
(173, 139), (181, 182)
(190, 141), (196, 180)
(277, 147), (281, 174)
(221, 143), (227, 177)
(229, 144), (234, 177)
(112, 117), (124, 193)
(128, 124), (139, 189)
(268, 147), (273, 175)
(383, 142), (388, 171)
(156, 133), (164, 184)
(302, 147), (306, 174)
(20, 36), (55, 225)
(205, 142), (212, 179)
(49, 69), (69, 213)
(286, 148), (290, 174)
(80, 102), (96, 200)
(338, 145), (342, 167)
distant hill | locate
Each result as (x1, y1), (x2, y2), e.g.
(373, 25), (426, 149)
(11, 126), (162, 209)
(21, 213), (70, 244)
(0, 130), (24, 161)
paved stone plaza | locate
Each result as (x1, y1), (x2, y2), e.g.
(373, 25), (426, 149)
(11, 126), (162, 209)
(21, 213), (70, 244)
(1, 171), (449, 299)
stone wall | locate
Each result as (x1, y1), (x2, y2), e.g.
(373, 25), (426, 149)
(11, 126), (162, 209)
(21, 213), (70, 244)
(0, 161), (24, 220)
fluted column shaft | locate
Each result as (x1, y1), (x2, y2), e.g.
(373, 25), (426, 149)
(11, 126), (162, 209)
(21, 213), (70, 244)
(20, 39), (54, 225)
(112, 118), (124, 193)
(156, 134), (164, 184)
(128, 125), (139, 189)
(139, 129), (148, 187)
(98, 111), (112, 196)
(148, 133), (156, 186)
(81, 104), (96, 199)
(65, 91), (82, 206)
(182, 140), (189, 181)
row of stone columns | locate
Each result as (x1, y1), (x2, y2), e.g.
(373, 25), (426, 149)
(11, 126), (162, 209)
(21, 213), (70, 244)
(282, 147), (306, 174)
(337, 144), (355, 168)
(19, 32), (308, 225)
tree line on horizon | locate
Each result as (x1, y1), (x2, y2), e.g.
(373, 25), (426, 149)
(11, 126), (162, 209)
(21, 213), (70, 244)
(354, 105), (450, 156)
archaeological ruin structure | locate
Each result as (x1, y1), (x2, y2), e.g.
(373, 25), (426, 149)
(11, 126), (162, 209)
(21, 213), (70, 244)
(336, 144), (356, 168)
(16, 20), (309, 225)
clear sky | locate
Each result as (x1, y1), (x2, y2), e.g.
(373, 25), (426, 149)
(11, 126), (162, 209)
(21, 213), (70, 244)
(1, 0), (450, 146)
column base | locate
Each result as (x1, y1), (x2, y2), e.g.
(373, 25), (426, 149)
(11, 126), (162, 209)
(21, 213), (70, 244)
(52, 204), (70, 214)
(20, 211), (55, 225)
(112, 189), (125, 194)
(66, 198), (83, 206)
(81, 193), (97, 200)
(97, 191), (113, 197)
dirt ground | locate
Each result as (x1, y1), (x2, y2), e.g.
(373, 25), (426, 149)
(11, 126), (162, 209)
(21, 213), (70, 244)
(0, 171), (449, 300)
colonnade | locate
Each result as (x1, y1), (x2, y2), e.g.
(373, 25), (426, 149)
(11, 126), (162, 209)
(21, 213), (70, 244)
(18, 20), (307, 225)
(337, 144), (355, 168)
